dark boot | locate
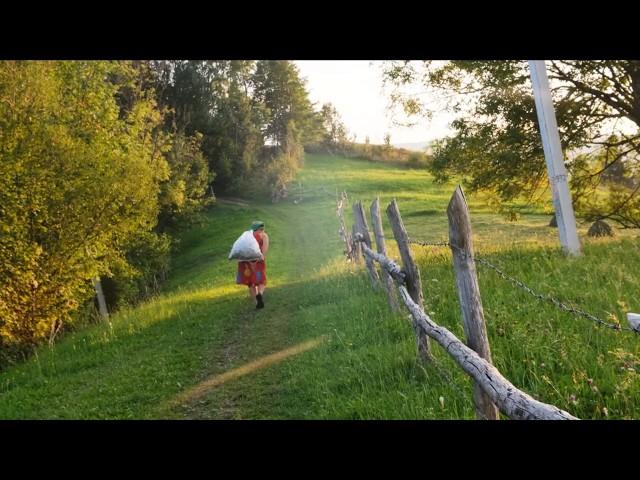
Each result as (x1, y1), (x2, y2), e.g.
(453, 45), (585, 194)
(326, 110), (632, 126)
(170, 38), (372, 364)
(256, 293), (264, 309)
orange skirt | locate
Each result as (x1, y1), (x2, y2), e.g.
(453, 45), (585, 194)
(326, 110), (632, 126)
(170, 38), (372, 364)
(236, 260), (267, 286)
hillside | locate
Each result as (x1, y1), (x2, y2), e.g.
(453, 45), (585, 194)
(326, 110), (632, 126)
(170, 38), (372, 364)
(1, 154), (639, 419)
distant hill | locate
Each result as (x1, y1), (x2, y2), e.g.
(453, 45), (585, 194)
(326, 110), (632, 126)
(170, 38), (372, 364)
(394, 141), (432, 152)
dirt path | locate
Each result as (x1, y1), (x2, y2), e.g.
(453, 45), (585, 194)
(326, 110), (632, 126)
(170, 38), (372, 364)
(168, 201), (334, 419)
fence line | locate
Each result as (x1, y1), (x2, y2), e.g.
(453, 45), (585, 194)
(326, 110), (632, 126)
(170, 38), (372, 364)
(341, 186), (588, 419)
(337, 182), (640, 419)
(356, 235), (577, 420)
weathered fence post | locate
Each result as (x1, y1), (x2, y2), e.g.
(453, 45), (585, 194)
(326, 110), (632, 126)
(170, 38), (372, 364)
(92, 277), (109, 320)
(336, 191), (354, 261)
(386, 198), (432, 362)
(447, 186), (500, 420)
(370, 198), (399, 311)
(353, 201), (380, 287)
(351, 224), (362, 262)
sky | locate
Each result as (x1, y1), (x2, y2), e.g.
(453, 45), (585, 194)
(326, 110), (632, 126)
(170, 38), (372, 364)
(294, 60), (455, 148)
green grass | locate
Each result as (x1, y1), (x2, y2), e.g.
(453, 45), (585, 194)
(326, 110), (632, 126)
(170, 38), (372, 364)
(1, 153), (639, 419)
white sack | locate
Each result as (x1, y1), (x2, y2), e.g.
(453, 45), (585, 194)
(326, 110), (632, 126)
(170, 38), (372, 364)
(229, 230), (262, 261)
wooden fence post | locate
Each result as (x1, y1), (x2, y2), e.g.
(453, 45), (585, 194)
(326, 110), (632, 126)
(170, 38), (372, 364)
(386, 198), (432, 361)
(353, 201), (380, 287)
(447, 186), (500, 420)
(351, 224), (362, 262)
(370, 198), (399, 310)
(336, 191), (354, 261)
(92, 277), (109, 320)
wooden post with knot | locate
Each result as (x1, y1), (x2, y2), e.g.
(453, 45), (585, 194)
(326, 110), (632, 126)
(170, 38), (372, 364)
(386, 198), (432, 362)
(370, 197), (398, 310)
(353, 201), (379, 287)
(447, 186), (500, 420)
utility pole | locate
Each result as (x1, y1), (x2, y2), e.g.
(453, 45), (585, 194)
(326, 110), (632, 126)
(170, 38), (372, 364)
(529, 60), (581, 256)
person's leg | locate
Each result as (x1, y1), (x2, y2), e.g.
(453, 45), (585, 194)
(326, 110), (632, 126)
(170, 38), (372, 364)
(255, 283), (265, 309)
(254, 265), (266, 308)
(249, 285), (257, 302)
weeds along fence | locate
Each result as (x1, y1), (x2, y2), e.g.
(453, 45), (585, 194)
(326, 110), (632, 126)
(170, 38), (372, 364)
(336, 187), (589, 420)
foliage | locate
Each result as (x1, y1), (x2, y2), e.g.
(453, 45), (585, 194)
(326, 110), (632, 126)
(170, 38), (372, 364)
(0, 61), (166, 351)
(382, 60), (640, 225)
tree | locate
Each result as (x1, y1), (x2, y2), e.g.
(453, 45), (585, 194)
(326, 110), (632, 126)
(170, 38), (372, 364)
(149, 60), (268, 196)
(364, 135), (372, 157)
(319, 103), (349, 150)
(251, 61), (317, 149)
(150, 60), (320, 198)
(250, 61), (318, 197)
(157, 131), (214, 231)
(384, 133), (392, 152)
(0, 61), (167, 351)
(209, 61), (266, 193)
(96, 61), (215, 310)
(382, 61), (640, 226)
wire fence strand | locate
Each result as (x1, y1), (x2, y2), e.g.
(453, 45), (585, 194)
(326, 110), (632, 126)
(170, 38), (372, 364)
(364, 229), (635, 334)
(407, 236), (636, 334)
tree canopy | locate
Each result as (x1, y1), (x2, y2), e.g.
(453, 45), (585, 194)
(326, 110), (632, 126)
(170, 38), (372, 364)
(382, 61), (640, 226)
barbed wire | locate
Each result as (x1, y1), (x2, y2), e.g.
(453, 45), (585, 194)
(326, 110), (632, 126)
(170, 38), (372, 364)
(408, 237), (636, 334)
(409, 238), (451, 248)
(471, 253), (634, 333)
(376, 234), (450, 248)
(338, 201), (637, 335)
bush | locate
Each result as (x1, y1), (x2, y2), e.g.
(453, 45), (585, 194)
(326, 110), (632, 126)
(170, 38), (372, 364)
(0, 61), (166, 353)
(407, 152), (426, 168)
(102, 232), (172, 309)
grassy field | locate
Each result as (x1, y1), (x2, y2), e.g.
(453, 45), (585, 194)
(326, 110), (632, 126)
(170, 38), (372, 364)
(1, 153), (639, 419)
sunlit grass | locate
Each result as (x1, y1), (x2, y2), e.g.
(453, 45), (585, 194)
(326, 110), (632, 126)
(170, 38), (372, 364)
(1, 152), (638, 419)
